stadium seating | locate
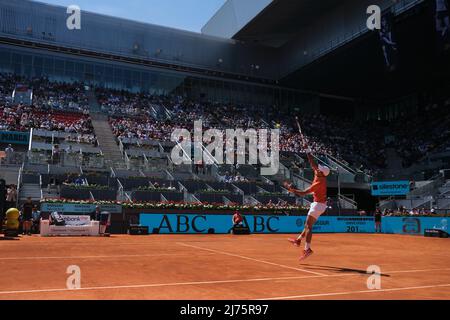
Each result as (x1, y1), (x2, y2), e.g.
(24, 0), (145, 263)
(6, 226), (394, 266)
(1, 73), (449, 215)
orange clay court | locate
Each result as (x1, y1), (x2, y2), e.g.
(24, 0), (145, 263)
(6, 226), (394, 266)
(0, 233), (449, 300)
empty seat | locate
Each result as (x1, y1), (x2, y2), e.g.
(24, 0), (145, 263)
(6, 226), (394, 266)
(131, 191), (162, 202)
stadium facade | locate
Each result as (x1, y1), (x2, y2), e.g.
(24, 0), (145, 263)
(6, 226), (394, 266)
(0, 0), (299, 107)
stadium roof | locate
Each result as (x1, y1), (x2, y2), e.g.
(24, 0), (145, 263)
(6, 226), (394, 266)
(202, 0), (342, 47)
(201, 0), (273, 39)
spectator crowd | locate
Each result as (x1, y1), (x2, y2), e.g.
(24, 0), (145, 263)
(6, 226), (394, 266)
(0, 73), (94, 137)
(2, 72), (450, 176)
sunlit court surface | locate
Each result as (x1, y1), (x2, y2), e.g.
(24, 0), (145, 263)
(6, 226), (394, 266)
(1, 234), (449, 300)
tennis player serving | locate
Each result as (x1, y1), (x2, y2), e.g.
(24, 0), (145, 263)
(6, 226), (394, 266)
(283, 118), (330, 261)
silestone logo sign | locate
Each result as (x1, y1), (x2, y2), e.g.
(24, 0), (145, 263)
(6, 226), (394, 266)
(371, 181), (410, 196)
(170, 121), (280, 176)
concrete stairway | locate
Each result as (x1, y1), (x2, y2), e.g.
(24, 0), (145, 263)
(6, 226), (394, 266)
(19, 183), (41, 202)
(86, 88), (126, 169)
(86, 88), (102, 113)
(91, 112), (125, 168)
(0, 165), (20, 185)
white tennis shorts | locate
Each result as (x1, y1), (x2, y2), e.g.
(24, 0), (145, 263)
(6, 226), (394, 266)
(308, 202), (328, 220)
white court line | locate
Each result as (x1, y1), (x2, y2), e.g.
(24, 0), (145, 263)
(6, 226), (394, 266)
(0, 252), (215, 261)
(389, 268), (450, 274)
(0, 275), (331, 296)
(1, 267), (449, 296)
(177, 242), (328, 276)
(256, 283), (450, 300)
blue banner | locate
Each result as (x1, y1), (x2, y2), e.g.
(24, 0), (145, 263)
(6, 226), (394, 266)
(0, 130), (30, 145)
(382, 217), (448, 235)
(139, 214), (375, 234)
(371, 181), (410, 196)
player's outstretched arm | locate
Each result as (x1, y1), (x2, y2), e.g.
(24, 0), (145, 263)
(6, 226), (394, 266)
(306, 152), (319, 171)
(283, 181), (310, 197)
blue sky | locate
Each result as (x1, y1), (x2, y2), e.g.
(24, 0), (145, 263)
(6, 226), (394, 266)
(38, 0), (226, 32)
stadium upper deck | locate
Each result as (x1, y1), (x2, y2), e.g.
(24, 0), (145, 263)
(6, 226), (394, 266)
(0, 0), (429, 107)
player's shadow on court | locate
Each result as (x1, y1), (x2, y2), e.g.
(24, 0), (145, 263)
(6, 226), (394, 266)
(302, 264), (391, 277)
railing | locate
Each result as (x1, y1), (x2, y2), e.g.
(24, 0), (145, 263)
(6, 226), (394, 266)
(213, 168), (224, 182)
(310, 153), (330, 168)
(325, 154), (356, 175)
(260, 176), (274, 185)
(408, 173), (445, 199)
(436, 196), (450, 210)
(150, 106), (160, 120)
(165, 169), (174, 181)
(293, 173), (312, 191)
(63, 152), (82, 167)
(143, 153), (149, 169)
(83, 154), (106, 169)
(16, 163), (24, 208)
(277, 162), (291, 180)
(27, 150), (50, 165)
(158, 143), (166, 155)
(201, 144), (219, 167)
(338, 194), (358, 210)
(166, 154), (174, 172)
(188, 194), (201, 204)
(198, 144), (220, 177)
(294, 153), (305, 165)
(38, 173), (43, 203)
(380, 196), (434, 211)
(26, 148), (106, 169)
(230, 184), (245, 196)
(165, 107), (174, 120)
(223, 196), (235, 206)
(124, 152), (130, 170)
(119, 139), (125, 155)
(246, 196), (261, 206)
(173, 141), (192, 164)
(28, 128), (33, 151)
(117, 179), (124, 199)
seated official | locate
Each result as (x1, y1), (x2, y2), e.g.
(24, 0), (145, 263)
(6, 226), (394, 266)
(232, 211), (244, 228)
(99, 211), (111, 234)
(31, 206), (41, 234)
(230, 211), (250, 235)
(90, 206), (101, 222)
